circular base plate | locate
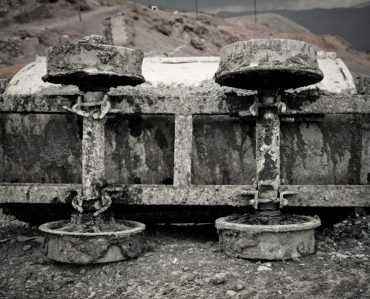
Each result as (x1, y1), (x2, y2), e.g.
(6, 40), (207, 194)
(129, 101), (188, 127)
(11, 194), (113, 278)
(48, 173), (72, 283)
(39, 219), (145, 264)
(216, 215), (321, 260)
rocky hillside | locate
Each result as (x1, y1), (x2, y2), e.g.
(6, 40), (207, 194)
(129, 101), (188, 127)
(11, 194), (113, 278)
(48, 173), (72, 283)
(0, 0), (370, 79)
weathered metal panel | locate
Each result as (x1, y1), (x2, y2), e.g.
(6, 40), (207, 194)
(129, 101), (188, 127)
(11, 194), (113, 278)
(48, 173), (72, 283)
(104, 115), (175, 184)
(0, 113), (368, 191)
(0, 114), (82, 183)
(192, 116), (256, 185)
(281, 115), (366, 185)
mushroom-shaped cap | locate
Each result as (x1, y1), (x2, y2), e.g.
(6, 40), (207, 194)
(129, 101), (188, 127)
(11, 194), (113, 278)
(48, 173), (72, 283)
(42, 35), (145, 91)
(215, 39), (323, 90)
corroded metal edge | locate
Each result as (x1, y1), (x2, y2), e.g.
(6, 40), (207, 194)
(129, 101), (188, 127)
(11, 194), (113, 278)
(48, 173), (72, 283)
(215, 215), (321, 233)
(1, 184), (370, 207)
(2, 94), (370, 115)
(39, 219), (145, 237)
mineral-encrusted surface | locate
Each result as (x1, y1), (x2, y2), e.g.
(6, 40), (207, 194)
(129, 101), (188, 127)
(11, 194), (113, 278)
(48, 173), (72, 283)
(215, 39), (324, 89)
(42, 36), (145, 91)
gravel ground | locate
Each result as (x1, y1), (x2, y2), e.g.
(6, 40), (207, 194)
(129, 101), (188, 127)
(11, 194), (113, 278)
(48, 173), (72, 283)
(0, 212), (369, 299)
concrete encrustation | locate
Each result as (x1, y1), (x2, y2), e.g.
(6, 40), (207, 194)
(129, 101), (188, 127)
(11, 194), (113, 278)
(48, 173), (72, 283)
(215, 39), (323, 260)
(39, 35), (146, 264)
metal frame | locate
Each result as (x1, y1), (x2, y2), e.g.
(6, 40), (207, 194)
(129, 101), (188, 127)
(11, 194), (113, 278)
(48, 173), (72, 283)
(1, 89), (370, 207)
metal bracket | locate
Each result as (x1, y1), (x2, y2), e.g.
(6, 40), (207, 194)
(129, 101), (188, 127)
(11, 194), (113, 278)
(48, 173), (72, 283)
(240, 190), (259, 209)
(279, 190), (298, 208)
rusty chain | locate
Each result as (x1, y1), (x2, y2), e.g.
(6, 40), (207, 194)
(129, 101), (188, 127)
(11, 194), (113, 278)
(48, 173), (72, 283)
(63, 94), (111, 119)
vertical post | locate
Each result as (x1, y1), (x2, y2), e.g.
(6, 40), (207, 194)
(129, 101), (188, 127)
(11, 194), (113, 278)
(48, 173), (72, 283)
(256, 91), (280, 203)
(174, 115), (193, 187)
(360, 124), (370, 184)
(82, 94), (106, 198)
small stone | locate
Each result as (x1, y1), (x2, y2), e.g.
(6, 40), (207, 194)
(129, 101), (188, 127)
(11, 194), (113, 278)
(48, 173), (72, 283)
(210, 273), (227, 285)
(236, 284), (244, 291)
(23, 244), (32, 251)
(87, 291), (96, 299)
(263, 262), (272, 268)
(226, 290), (237, 297)
(257, 265), (272, 272)
(80, 268), (86, 274)
(191, 37), (205, 50)
(53, 284), (61, 291)
(128, 279), (134, 286)
(335, 253), (349, 259)
(278, 290), (283, 295)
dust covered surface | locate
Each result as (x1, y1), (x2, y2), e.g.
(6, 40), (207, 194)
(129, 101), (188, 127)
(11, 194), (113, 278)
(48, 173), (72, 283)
(0, 213), (369, 299)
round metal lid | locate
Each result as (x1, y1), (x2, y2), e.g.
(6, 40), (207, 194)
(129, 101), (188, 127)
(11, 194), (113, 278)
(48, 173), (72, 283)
(42, 35), (145, 91)
(215, 39), (324, 90)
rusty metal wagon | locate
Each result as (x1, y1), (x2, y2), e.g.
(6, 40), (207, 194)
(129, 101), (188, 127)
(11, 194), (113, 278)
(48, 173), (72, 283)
(0, 36), (369, 262)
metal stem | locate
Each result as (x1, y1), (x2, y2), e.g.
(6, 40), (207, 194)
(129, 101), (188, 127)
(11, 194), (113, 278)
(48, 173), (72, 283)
(82, 92), (106, 199)
(256, 90), (280, 207)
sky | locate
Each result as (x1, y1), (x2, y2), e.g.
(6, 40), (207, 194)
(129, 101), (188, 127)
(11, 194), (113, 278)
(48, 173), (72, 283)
(134, 0), (370, 12)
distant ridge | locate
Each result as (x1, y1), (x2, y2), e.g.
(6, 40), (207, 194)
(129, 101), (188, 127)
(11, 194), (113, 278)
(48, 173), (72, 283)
(351, 1), (370, 7)
(219, 6), (370, 51)
(229, 13), (311, 35)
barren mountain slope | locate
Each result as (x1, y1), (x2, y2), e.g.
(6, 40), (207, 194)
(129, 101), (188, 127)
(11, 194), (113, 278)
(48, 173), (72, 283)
(0, 0), (369, 79)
